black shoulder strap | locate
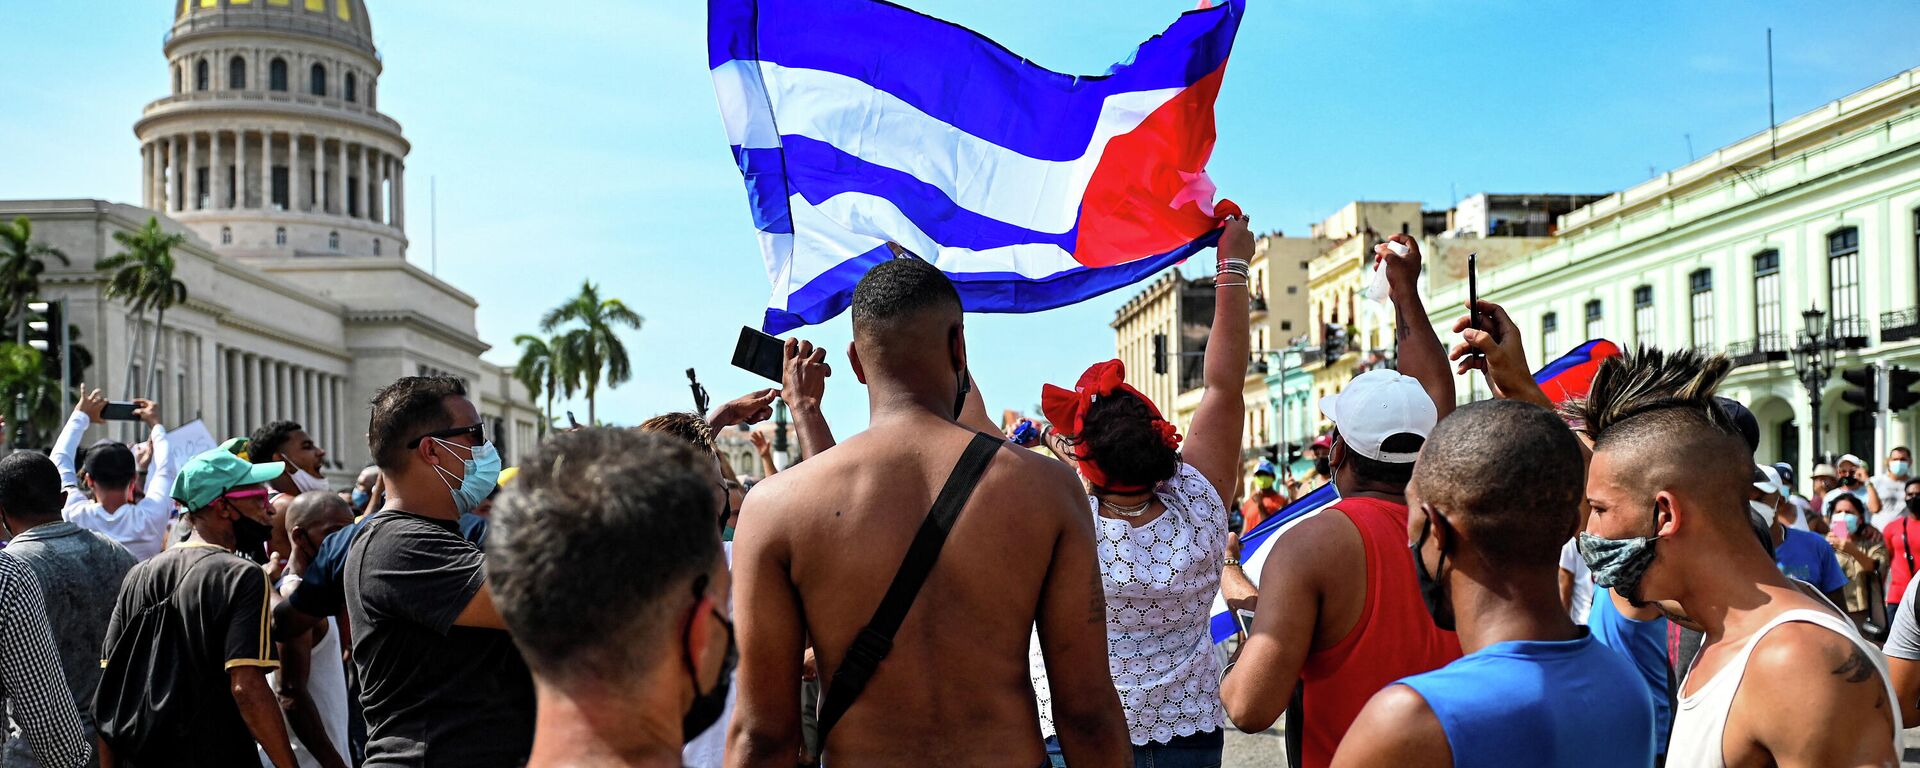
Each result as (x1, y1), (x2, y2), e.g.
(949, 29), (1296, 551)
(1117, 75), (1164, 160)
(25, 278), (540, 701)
(815, 432), (1002, 751)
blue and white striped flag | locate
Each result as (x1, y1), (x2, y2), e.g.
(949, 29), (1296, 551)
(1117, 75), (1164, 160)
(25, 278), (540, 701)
(1209, 483), (1341, 644)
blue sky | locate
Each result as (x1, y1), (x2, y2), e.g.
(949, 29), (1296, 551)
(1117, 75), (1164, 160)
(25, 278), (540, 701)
(4, 1), (1918, 435)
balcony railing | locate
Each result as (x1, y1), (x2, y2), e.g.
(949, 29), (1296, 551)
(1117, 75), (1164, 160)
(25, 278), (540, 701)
(1831, 316), (1871, 349)
(1726, 332), (1790, 368)
(1884, 308), (1920, 343)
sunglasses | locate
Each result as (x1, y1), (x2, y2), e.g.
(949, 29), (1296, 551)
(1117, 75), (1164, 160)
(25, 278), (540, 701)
(406, 422), (486, 449)
(221, 488), (270, 502)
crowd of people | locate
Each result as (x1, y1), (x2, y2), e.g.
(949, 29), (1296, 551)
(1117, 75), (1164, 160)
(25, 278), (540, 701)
(0, 214), (1912, 768)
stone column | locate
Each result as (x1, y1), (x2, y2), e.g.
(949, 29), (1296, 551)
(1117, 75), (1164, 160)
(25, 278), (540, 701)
(244, 353), (260, 432)
(210, 130), (224, 210)
(330, 376), (344, 468)
(335, 140), (347, 217)
(235, 129), (248, 210)
(375, 151), (387, 224)
(225, 349), (239, 437)
(355, 146), (367, 219)
(186, 133), (199, 211)
(291, 366), (306, 431)
(288, 133), (301, 211)
(170, 135), (183, 212)
(319, 374), (335, 466)
(312, 134), (324, 213)
(393, 161), (405, 230)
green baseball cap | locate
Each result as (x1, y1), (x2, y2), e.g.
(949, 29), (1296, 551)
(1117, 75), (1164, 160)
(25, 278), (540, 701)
(172, 449), (285, 511)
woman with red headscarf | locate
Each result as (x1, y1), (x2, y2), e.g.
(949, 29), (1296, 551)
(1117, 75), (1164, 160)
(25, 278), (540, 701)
(1029, 216), (1254, 768)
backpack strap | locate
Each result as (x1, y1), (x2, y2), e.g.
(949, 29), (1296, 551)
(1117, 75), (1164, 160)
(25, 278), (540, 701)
(814, 432), (1002, 751)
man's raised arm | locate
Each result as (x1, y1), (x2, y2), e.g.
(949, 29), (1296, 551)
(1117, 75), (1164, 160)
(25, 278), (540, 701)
(1382, 235), (1456, 421)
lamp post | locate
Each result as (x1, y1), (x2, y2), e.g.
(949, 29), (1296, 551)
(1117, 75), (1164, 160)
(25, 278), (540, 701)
(1792, 306), (1841, 465)
(773, 399), (791, 468)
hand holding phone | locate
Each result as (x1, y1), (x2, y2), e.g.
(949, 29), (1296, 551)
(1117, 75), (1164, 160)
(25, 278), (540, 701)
(732, 326), (786, 384)
(100, 401), (142, 422)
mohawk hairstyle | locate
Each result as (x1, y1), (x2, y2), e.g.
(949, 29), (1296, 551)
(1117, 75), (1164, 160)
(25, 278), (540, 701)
(1561, 346), (1736, 441)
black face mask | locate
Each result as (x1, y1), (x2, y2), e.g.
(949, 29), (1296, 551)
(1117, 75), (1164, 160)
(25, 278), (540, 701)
(231, 511), (273, 565)
(953, 364), (972, 420)
(1410, 508), (1455, 632)
(1314, 455), (1332, 477)
(1906, 495), (1920, 510)
(681, 580), (737, 742)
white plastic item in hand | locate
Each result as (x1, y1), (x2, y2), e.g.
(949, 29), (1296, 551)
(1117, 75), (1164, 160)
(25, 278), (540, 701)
(1365, 241), (1406, 304)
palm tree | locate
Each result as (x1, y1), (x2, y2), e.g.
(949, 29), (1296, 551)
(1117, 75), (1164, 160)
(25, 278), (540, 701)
(98, 218), (189, 397)
(540, 281), (642, 425)
(512, 333), (567, 437)
(0, 216), (70, 334)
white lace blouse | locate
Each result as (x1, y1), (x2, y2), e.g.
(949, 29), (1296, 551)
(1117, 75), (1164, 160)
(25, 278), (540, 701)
(1030, 462), (1229, 745)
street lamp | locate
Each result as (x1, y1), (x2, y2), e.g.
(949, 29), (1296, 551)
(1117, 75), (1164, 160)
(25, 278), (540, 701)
(1792, 306), (1841, 464)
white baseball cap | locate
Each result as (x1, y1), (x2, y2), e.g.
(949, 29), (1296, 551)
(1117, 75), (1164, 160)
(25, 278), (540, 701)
(1838, 454), (1866, 470)
(1319, 369), (1437, 463)
(1752, 464), (1787, 497)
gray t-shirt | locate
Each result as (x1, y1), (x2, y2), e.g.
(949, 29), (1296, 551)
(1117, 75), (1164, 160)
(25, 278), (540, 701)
(2, 521), (136, 765)
(1886, 576), (1920, 661)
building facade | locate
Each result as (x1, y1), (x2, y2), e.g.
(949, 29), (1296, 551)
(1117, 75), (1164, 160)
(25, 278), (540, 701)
(2, 0), (541, 479)
(1425, 65), (1920, 479)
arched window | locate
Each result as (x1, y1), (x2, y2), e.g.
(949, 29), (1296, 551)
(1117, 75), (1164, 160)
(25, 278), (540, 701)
(228, 56), (246, 90)
(275, 227), (287, 246)
(373, 238), (381, 256)
(195, 59), (209, 91)
(220, 227), (232, 245)
(269, 58), (288, 91)
(345, 73), (357, 103)
(310, 63), (327, 97)
(328, 231), (339, 250)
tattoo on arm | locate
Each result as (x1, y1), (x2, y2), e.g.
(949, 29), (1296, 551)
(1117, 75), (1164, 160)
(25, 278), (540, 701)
(1395, 306), (1410, 342)
(1087, 561), (1107, 625)
(1833, 645), (1878, 684)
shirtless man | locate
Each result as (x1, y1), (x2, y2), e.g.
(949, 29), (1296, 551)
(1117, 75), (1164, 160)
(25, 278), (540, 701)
(727, 256), (1129, 767)
(1571, 351), (1900, 766)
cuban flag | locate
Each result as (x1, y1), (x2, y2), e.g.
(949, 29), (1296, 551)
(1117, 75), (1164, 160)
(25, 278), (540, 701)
(1209, 483), (1339, 644)
(1534, 339), (1622, 404)
(710, 0), (1247, 333)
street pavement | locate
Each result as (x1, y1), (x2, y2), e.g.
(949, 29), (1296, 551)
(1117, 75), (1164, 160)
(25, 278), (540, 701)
(1221, 725), (1920, 767)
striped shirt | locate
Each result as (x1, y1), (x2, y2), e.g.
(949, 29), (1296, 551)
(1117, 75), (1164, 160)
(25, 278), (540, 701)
(0, 554), (92, 767)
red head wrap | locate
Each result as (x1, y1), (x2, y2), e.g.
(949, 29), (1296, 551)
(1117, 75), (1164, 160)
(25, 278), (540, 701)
(1040, 359), (1182, 493)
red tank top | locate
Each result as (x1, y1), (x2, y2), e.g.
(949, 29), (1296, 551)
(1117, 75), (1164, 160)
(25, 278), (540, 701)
(1295, 497), (1461, 768)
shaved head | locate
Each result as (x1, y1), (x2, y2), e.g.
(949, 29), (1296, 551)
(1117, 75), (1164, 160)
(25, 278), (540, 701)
(287, 490), (352, 531)
(1576, 347), (1754, 537)
(1413, 400), (1584, 567)
(850, 256), (962, 351)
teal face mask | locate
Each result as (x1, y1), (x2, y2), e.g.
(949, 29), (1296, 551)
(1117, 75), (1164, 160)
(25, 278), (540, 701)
(1894, 460), (1912, 477)
(722, 526), (736, 542)
(433, 438), (501, 515)
(1576, 508), (1663, 603)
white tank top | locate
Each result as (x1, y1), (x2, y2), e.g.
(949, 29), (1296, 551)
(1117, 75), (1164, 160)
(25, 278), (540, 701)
(1669, 608), (1902, 766)
(262, 618), (352, 768)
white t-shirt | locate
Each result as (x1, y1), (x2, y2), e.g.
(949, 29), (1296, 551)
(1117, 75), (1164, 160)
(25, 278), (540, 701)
(50, 412), (176, 561)
(1559, 538), (1593, 626)
(1871, 474), (1911, 530)
(1032, 463), (1228, 745)
(262, 617), (351, 768)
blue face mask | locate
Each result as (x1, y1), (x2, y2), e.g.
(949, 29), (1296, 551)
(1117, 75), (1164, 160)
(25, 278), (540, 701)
(1894, 460), (1912, 478)
(351, 489), (371, 510)
(432, 438), (501, 515)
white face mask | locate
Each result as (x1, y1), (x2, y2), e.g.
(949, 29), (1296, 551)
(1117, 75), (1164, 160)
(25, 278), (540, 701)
(1750, 499), (1780, 520)
(292, 466), (330, 494)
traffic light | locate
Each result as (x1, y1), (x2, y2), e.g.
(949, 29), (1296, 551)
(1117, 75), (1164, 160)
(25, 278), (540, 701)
(24, 300), (62, 376)
(1891, 366), (1920, 412)
(1152, 332), (1168, 375)
(1841, 366), (1879, 411)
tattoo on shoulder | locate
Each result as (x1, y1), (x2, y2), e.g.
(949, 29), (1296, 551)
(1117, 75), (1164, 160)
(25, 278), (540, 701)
(1832, 645), (1877, 684)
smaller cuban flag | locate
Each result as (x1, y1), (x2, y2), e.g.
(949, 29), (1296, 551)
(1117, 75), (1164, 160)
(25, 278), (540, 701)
(1534, 339), (1623, 404)
(710, 0), (1246, 333)
(1209, 483), (1340, 644)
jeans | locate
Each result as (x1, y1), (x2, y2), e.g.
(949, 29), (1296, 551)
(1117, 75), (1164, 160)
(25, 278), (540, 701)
(1045, 728), (1224, 768)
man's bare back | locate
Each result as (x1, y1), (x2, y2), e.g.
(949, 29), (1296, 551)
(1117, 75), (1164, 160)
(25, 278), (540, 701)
(728, 414), (1127, 767)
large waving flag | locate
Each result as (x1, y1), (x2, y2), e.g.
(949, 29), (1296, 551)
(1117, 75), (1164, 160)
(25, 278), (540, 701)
(1209, 482), (1339, 644)
(1534, 339), (1623, 404)
(710, 0), (1247, 333)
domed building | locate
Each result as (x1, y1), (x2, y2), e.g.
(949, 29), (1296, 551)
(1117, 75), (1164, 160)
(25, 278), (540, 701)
(1, 0), (542, 477)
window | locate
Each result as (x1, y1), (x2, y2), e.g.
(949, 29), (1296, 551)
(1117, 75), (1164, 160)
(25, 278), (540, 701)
(328, 231), (339, 250)
(275, 227), (287, 246)
(1542, 312), (1560, 355)
(1690, 268), (1714, 350)
(1829, 228), (1861, 324)
(272, 166), (288, 209)
(1584, 300), (1603, 341)
(1633, 285), (1655, 349)
(269, 58), (288, 91)
(310, 63), (327, 97)
(345, 73), (357, 102)
(1754, 250), (1781, 347)
(1287, 285), (1298, 294)
(220, 226), (232, 245)
(373, 238), (381, 256)
(229, 56), (246, 89)
(195, 59), (209, 91)
(1280, 320), (1291, 331)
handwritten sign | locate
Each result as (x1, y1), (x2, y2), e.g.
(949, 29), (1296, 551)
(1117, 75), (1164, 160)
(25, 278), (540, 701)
(165, 419), (218, 476)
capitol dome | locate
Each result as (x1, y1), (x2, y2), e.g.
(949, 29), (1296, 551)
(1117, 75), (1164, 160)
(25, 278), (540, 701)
(172, 0), (375, 55)
(138, 0), (408, 261)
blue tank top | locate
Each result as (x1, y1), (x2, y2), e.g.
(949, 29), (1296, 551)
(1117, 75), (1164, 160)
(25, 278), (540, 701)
(1588, 587), (1672, 755)
(1397, 630), (1653, 768)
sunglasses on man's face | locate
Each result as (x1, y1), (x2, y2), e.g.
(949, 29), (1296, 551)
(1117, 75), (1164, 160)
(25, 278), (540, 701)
(407, 422), (486, 449)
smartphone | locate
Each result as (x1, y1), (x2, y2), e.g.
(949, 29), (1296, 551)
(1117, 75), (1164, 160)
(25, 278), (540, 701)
(566, 410), (580, 429)
(1467, 252), (1481, 336)
(1233, 608), (1257, 637)
(732, 326), (785, 384)
(1834, 517), (1853, 542)
(100, 401), (141, 421)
